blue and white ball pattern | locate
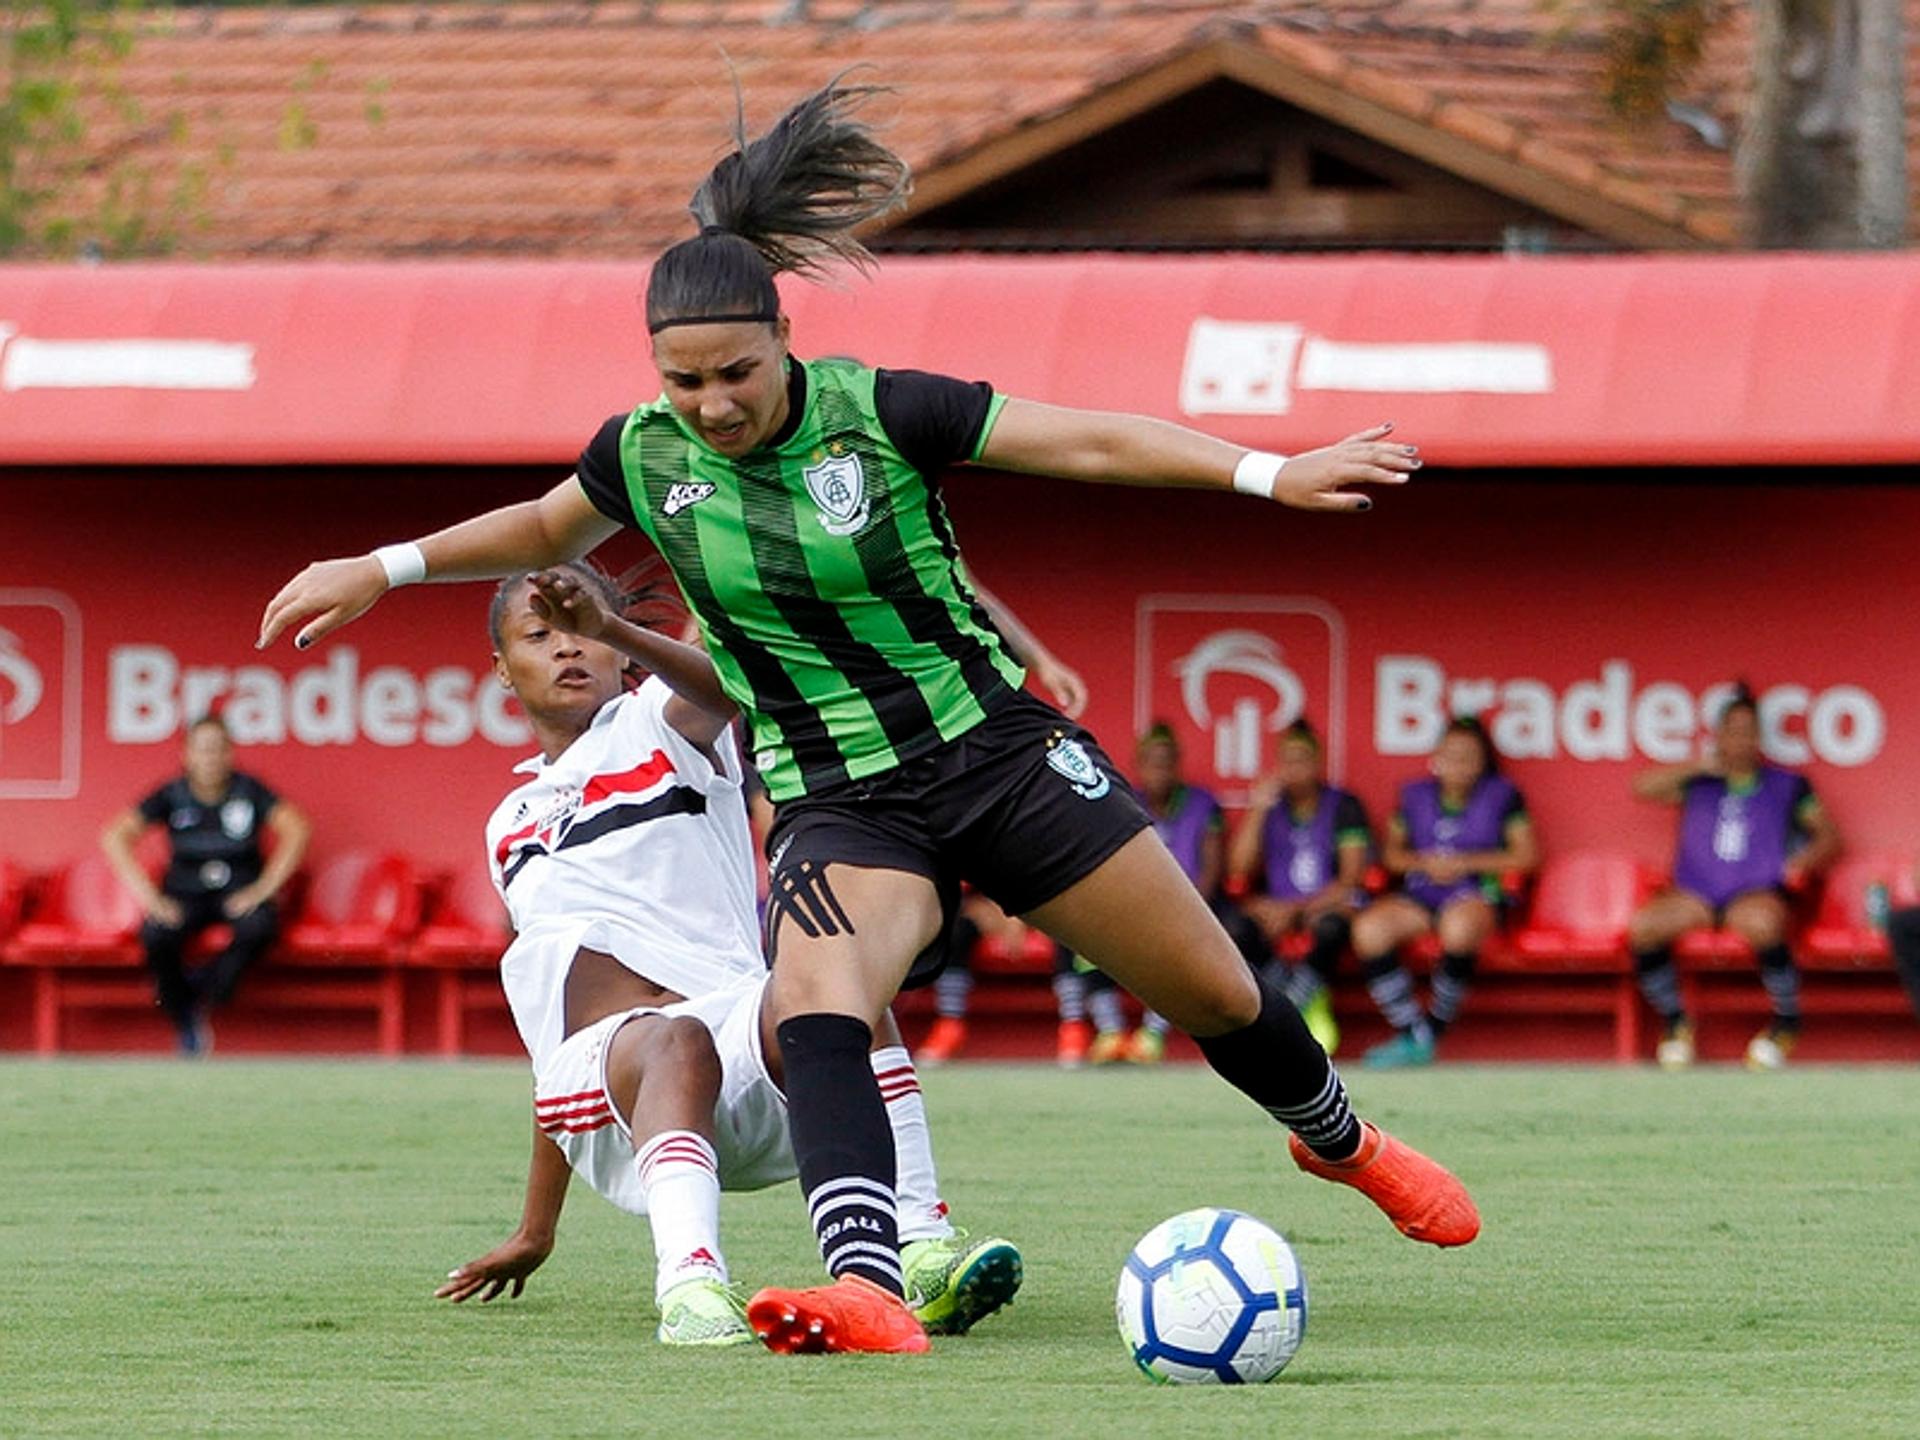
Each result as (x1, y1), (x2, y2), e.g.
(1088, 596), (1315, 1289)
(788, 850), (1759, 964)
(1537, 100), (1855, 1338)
(1116, 1207), (1308, 1384)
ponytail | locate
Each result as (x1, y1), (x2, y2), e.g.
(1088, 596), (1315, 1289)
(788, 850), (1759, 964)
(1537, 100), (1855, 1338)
(646, 77), (911, 333)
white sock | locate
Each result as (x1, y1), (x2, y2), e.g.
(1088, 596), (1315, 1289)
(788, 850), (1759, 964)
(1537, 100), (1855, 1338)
(635, 1129), (725, 1302)
(1089, 987), (1127, 1035)
(871, 1046), (954, 1243)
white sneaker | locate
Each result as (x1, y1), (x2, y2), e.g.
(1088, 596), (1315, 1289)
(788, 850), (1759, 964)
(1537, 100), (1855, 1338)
(1744, 1028), (1795, 1071)
(1655, 1020), (1696, 1071)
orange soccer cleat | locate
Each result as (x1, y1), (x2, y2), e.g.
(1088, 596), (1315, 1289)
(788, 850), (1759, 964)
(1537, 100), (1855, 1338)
(917, 1017), (968, 1065)
(1288, 1121), (1481, 1248)
(747, 1274), (932, 1355)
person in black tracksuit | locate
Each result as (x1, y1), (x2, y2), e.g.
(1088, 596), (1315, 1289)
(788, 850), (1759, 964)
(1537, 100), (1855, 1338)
(100, 715), (309, 1053)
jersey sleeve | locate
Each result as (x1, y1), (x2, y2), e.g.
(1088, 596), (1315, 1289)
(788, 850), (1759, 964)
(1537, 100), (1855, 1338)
(136, 783), (172, 823)
(238, 772), (279, 817)
(873, 368), (1001, 476)
(1788, 774), (1818, 833)
(628, 680), (740, 796)
(1333, 791), (1372, 846)
(575, 414), (637, 528)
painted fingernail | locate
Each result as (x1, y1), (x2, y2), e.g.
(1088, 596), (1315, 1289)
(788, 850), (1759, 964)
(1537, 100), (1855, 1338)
(1404, 445), (1418, 455)
(1411, 458), (1423, 468)
(1356, 497), (1373, 512)
(295, 636), (311, 650)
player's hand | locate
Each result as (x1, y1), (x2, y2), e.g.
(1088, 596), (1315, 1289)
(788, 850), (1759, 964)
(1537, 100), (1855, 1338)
(1246, 774), (1284, 811)
(258, 556), (390, 651)
(145, 894), (185, 928)
(528, 569), (611, 640)
(1271, 424), (1418, 513)
(436, 1233), (553, 1303)
(1030, 653), (1089, 719)
(221, 884), (269, 920)
(1424, 854), (1466, 885)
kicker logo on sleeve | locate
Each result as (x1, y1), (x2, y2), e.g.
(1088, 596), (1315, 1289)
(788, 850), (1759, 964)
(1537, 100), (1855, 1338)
(662, 482), (717, 517)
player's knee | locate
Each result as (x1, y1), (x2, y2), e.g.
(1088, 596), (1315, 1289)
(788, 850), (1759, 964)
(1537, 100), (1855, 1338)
(1173, 963), (1262, 1036)
(1731, 909), (1786, 949)
(1627, 907), (1671, 951)
(648, 1015), (720, 1077)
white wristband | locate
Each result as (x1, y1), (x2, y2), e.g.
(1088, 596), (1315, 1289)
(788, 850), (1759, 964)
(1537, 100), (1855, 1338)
(372, 542), (427, 588)
(1232, 450), (1288, 499)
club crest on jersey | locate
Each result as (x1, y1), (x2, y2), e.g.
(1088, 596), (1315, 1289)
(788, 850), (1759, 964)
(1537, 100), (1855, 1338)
(220, 797), (255, 838)
(1046, 736), (1110, 801)
(803, 449), (870, 536)
(662, 481), (716, 517)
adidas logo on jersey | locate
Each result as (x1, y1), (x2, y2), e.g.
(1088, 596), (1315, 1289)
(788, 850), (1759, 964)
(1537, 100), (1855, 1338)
(662, 482), (716, 517)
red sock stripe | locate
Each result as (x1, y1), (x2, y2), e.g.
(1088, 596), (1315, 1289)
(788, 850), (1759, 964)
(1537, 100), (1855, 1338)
(877, 1078), (921, 1101)
(872, 1065), (917, 1086)
(637, 1135), (717, 1183)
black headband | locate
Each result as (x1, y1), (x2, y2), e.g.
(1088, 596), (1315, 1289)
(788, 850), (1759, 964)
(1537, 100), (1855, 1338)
(646, 311), (780, 334)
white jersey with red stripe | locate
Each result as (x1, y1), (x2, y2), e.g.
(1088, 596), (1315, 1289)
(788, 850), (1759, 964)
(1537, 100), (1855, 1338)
(485, 679), (764, 1067)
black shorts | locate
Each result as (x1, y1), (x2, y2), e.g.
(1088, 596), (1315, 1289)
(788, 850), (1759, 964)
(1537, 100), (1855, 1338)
(763, 690), (1152, 988)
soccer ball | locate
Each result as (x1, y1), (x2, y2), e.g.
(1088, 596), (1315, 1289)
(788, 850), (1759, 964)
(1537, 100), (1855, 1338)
(1116, 1207), (1307, 1384)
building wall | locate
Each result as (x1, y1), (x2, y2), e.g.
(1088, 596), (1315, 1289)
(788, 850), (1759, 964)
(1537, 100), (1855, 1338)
(1, 466), (1912, 884)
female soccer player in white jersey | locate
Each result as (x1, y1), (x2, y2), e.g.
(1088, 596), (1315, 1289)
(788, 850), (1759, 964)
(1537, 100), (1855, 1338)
(434, 565), (1017, 1349)
(264, 79), (1477, 1356)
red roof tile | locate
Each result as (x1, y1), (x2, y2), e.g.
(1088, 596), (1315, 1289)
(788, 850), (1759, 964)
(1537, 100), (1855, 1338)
(34, 0), (1920, 257)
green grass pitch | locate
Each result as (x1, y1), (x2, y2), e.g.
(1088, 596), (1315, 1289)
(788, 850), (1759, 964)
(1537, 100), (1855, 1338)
(4, 1060), (1919, 1438)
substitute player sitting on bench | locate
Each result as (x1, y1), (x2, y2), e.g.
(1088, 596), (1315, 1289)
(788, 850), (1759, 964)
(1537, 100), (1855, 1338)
(435, 565), (1019, 1349)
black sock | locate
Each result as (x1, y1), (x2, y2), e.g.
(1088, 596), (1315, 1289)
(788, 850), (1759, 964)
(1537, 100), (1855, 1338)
(776, 1013), (902, 1295)
(1632, 947), (1687, 1027)
(1304, 912), (1350, 984)
(1428, 949), (1477, 1038)
(1195, 971), (1362, 1161)
(1755, 943), (1802, 1033)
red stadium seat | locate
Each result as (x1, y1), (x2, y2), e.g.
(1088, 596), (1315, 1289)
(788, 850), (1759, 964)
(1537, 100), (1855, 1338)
(1509, 851), (1645, 972)
(1, 856), (147, 1054)
(407, 863), (511, 1057)
(1800, 853), (1918, 967)
(0, 858), (28, 941)
(2, 854), (144, 967)
(278, 852), (422, 963)
(971, 924), (1057, 977)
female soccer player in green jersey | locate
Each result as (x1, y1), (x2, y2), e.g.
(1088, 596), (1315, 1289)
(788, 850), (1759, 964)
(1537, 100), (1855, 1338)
(261, 79), (1477, 1355)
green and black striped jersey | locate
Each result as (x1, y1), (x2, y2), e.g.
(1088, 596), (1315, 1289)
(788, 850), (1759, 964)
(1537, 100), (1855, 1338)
(576, 358), (1027, 801)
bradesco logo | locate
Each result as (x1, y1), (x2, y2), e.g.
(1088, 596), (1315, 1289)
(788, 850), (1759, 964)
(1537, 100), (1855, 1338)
(1135, 597), (1347, 804)
(0, 590), (83, 799)
(106, 644), (531, 748)
(1375, 656), (1885, 768)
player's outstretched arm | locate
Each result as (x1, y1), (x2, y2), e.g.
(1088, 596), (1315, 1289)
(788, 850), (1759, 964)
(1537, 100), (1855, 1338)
(977, 399), (1418, 514)
(436, 1122), (573, 1304)
(527, 570), (737, 747)
(258, 477), (620, 652)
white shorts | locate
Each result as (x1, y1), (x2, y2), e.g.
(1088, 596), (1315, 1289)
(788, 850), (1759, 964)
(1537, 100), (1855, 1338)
(531, 973), (795, 1216)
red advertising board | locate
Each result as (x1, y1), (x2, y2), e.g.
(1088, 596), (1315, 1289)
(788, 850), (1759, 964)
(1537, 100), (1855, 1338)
(0, 466), (1912, 884)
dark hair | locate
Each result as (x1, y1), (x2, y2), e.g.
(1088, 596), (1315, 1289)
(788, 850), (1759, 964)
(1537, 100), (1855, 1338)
(1442, 713), (1500, 775)
(487, 561), (630, 650)
(1137, 721), (1180, 755)
(1719, 680), (1759, 724)
(644, 77), (910, 333)
(1279, 717), (1321, 754)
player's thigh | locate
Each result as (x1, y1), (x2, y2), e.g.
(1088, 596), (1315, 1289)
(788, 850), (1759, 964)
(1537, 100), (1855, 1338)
(1723, 891), (1789, 948)
(1352, 895), (1431, 956)
(1629, 891), (1713, 948)
(765, 864), (945, 1028)
(1434, 895), (1497, 952)
(1022, 829), (1258, 1037)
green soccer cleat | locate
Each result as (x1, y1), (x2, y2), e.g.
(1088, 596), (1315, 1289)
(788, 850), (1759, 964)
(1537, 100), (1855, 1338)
(1300, 986), (1340, 1057)
(901, 1230), (1024, 1336)
(657, 1278), (754, 1347)
(1362, 1031), (1436, 1069)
